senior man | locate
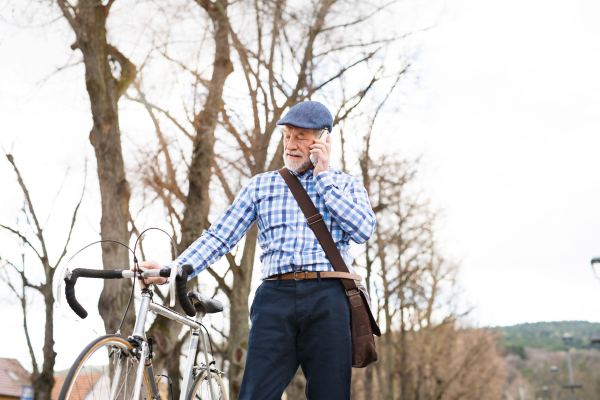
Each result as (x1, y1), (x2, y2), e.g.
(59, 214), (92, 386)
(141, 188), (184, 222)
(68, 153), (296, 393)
(141, 101), (376, 399)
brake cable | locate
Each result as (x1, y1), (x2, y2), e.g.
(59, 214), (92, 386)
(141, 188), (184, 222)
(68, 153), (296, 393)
(200, 324), (216, 365)
(58, 228), (179, 336)
(57, 239), (135, 306)
(119, 228), (178, 335)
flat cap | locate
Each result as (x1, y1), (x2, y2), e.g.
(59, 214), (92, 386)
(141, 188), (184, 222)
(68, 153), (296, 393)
(276, 101), (333, 133)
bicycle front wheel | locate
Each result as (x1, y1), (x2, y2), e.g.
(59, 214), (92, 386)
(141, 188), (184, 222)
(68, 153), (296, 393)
(58, 335), (151, 400)
(188, 370), (228, 400)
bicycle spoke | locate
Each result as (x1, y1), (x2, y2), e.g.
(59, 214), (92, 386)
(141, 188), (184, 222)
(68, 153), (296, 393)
(61, 338), (147, 400)
(191, 372), (226, 400)
(109, 353), (124, 400)
(116, 358), (134, 400)
(103, 366), (109, 400)
(75, 377), (83, 400)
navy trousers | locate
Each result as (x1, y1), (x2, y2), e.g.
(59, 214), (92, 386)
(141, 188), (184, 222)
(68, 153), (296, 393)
(238, 278), (352, 400)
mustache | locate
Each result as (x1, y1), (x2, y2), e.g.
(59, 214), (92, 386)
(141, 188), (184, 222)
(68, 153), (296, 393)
(285, 151), (304, 157)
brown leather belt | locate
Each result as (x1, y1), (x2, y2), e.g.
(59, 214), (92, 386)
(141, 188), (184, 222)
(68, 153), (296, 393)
(263, 271), (362, 281)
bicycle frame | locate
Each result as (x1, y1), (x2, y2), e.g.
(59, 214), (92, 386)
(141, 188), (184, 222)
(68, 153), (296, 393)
(122, 289), (217, 400)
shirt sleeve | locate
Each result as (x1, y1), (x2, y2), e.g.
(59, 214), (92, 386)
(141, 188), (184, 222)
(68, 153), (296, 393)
(172, 178), (258, 279)
(314, 170), (376, 244)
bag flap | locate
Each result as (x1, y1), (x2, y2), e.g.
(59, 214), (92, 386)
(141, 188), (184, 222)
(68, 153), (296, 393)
(358, 285), (381, 337)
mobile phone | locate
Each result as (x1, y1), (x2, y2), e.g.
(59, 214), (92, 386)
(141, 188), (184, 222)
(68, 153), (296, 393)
(310, 131), (329, 166)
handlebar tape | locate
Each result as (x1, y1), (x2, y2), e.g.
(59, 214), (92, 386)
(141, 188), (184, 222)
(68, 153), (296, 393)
(159, 268), (171, 278)
(176, 265), (196, 317)
(64, 268), (124, 319)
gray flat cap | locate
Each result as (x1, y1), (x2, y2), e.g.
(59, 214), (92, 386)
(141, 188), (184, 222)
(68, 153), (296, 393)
(276, 101), (333, 133)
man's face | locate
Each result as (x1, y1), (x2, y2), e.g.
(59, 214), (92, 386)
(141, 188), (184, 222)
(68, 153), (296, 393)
(283, 126), (317, 172)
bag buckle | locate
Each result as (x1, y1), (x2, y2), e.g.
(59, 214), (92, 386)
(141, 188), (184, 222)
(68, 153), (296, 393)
(346, 289), (360, 297)
(306, 213), (323, 225)
(294, 271), (307, 280)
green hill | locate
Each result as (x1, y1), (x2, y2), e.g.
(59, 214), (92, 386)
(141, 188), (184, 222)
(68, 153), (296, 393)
(498, 321), (600, 352)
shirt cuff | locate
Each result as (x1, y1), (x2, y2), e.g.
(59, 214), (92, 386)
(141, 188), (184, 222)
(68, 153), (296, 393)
(314, 169), (336, 195)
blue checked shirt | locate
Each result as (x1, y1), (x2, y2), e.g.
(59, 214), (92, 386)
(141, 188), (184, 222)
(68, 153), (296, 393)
(173, 167), (376, 280)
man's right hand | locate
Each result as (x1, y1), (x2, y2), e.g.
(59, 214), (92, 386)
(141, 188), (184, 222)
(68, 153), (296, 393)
(135, 260), (168, 288)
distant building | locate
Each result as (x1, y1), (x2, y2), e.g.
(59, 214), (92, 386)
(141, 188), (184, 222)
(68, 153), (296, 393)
(0, 358), (102, 400)
(0, 358), (30, 400)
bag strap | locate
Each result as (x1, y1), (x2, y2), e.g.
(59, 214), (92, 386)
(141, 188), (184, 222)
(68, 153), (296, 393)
(278, 168), (359, 294)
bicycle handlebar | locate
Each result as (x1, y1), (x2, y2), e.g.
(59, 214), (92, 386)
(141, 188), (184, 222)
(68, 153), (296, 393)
(64, 269), (124, 319)
(64, 266), (196, 319)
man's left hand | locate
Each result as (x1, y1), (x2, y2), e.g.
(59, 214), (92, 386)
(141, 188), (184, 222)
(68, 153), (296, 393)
(133, 260), (167, 289)
(311, 134), (331, 175)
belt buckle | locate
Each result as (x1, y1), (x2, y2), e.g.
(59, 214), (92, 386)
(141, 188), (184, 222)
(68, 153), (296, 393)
(294, 271), (307, 281)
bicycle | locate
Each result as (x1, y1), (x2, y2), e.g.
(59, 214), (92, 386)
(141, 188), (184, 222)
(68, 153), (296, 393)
(56, 232), (228, 400)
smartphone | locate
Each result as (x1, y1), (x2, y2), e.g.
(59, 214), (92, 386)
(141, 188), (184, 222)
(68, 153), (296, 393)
(310, 131), (329, 166)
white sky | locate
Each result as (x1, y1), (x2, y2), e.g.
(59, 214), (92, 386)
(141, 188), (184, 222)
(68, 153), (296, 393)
(1, 0), (600, 371)
(398, 0), (600, 327)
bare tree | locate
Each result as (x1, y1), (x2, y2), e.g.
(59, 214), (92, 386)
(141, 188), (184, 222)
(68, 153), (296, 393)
(126, 1), (411, 397)
(372, 160), (438, 400)
(349, 150), (505, 400)
(128, 0), (233, 394)
(55, 0), (138, 335)
(354, 72), (410, 399)
(0, 153), (84, 400)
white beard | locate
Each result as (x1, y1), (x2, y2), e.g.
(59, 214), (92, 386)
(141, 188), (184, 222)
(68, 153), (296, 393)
(283, 151), (312, 172)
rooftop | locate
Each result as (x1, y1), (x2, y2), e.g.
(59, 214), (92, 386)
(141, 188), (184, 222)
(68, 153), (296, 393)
(0, 358), (31, 397)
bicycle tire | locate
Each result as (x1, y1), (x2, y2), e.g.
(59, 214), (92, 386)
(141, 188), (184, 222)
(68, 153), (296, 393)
(58, 335), (152, 400)
(187, 370), (228, 400)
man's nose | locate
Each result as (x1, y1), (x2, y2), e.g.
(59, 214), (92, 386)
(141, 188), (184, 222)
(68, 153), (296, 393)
(285, 137), (298, 149)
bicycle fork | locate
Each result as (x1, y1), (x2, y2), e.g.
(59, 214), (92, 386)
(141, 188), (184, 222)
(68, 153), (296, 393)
(107, 344), (156, 400)
(110, 292), (156, 400)
(109, 352), (125, 400)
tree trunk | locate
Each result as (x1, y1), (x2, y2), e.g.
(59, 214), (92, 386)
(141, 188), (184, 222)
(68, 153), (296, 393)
(227, 225), (257, 399)
(146, 0), (233, 396)
(182, 0), (234, 249)
(65, 0), (136, 336)
(364, 365), (374, 400)
(399, 298), (409, 400)
(384, 317), (395, 400)
(32, 285), (56, 400)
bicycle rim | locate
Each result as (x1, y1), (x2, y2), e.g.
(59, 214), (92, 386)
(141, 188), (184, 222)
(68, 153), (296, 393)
(58, 335), (150, 400)
(188, 371), (228, 400)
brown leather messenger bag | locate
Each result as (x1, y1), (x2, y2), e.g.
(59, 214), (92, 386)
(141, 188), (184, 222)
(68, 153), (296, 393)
(278, 168), (381, 368)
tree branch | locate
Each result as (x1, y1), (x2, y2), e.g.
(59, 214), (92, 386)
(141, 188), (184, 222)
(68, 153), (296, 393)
(219, 110), (254, 169)
(205, 267), (231, 298)
(267, 136), (285, 172)
(212, 159), (235, 203)
(1, 260), (39, 373)
(0, 224), (43, 261)
(54, 163), (87, 269)
(104, 0), (116, 17)
(56, 0), (79, 33)
(321, 1), (400, 32)
(229, 28), (261, 132)
(5, 153), (49, 266)
(106, 44), (137, 99)
(311, 50), (380, 94)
